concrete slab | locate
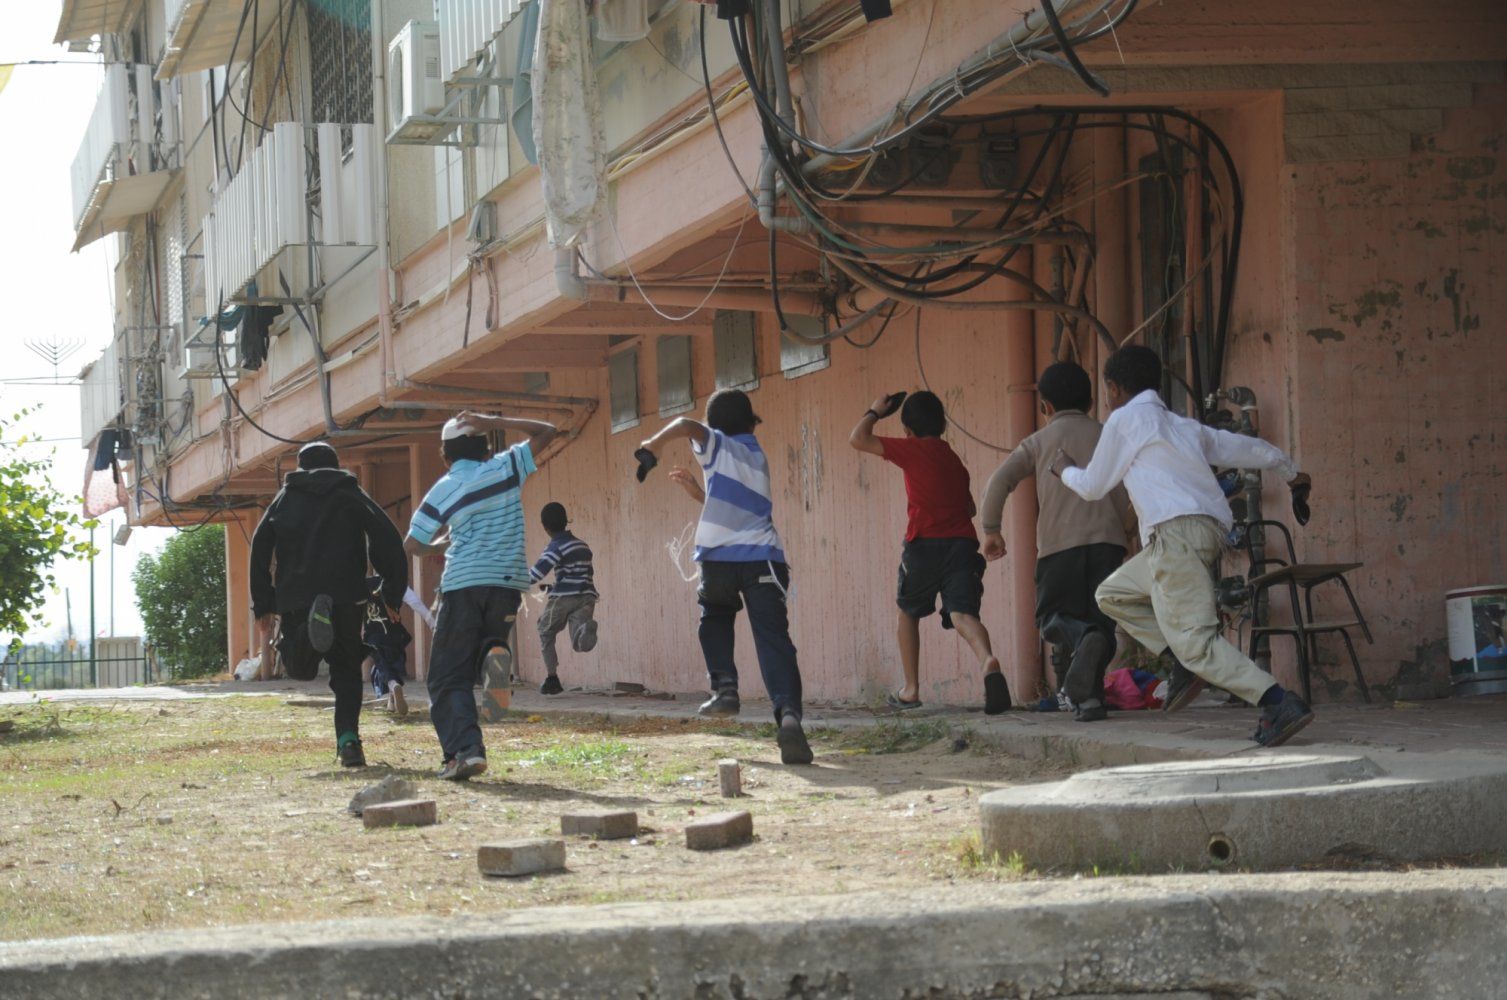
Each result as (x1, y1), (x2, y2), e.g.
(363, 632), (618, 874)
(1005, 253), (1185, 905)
(981, 752), (1507, 871)
(4, 873), (1507, 998)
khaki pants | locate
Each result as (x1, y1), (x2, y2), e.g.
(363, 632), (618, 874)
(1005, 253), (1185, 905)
(1095, 514), (1273, 705)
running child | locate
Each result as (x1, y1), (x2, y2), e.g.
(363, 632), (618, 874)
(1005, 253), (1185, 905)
(849, 390), (1009, 715)
(361, 574), (437, 717)
(529, 501), (599, 695)
(979, 362), (1133, 721)
(637, 388), (813, 765)
(1055, 345), (1315, 746)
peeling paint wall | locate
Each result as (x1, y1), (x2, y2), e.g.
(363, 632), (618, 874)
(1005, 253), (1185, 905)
(1287, 84), (1507, 697)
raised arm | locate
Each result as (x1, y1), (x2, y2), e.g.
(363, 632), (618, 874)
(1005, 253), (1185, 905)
(639, 416), (710, 460)
(454, 410), (559, 452)
(849, 392), (904, 456)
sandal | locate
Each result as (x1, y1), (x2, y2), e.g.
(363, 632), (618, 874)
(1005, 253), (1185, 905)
(885, 692), (924, 711)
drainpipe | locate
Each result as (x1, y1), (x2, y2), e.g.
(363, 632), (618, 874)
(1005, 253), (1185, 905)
(371, 0), (398, 407)
(756, 0), (811, 236)
(1000, 250), (1041, 703)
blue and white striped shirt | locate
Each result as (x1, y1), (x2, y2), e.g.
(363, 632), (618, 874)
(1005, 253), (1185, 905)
(692, 429), (786, 564)
(408, 443), (536, 592)
(529, 530), (597, 598)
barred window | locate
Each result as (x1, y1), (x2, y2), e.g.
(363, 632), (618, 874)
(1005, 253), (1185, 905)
(307, 0), (373, 144)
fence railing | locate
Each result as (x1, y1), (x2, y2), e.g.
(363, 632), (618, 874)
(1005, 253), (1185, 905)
(1, 650), (159, 692)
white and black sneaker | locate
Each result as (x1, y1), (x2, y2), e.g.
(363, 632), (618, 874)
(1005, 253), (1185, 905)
(697, 689), (741, 718)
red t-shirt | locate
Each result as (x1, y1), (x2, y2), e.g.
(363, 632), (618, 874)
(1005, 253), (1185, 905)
(877, 436), (977, 541)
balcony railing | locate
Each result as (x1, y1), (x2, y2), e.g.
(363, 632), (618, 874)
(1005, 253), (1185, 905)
(69, 63), (175, 251)
(437, 0), (528, 85)
(79, 334), (125, 448)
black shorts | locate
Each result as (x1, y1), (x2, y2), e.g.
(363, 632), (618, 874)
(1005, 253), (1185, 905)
(896, 537), (985, 629)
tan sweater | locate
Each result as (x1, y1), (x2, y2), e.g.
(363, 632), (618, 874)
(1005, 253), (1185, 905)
(979, 410), (1133, 558)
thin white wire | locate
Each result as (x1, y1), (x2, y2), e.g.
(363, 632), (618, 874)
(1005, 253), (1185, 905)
(666, 520), (699, 584)
(602, 210), (752, 322)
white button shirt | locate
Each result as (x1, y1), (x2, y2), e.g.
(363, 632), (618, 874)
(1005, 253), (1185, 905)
(1062, 390), (1298, 545)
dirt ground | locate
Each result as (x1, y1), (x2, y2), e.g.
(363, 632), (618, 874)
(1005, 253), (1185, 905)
(0, 696), (1069, 942)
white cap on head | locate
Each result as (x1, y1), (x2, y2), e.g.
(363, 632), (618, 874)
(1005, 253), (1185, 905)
(441, 417), (480, 441)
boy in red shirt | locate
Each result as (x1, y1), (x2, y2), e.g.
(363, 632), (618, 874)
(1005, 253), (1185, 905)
(850, 391), (1009, 714)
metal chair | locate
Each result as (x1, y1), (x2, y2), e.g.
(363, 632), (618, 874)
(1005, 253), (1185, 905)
(1236, 519), (1373, 703)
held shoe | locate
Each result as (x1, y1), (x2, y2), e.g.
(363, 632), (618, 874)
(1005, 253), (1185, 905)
(776, 714), (814, 765)
(698, 689), (741, 718)
(308, 595), (336, 654)
(1254, 694), (1314, 747)
(1162, 660), (1207, 713)
(540, 674), (564, 696)
(478, 646), (513, 723)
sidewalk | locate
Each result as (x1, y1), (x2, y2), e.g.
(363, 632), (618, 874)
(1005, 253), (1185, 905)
(12, 676), (1507, 769)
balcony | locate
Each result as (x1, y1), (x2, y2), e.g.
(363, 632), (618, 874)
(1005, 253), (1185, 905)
(53, 0), (142, 44)
(78, 334), (125, 449)
(202, 122), (376, 309)
(158, 0), (288, 79)
(70, 63), (177, 252)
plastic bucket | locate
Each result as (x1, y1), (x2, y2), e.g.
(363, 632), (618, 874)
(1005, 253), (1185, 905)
(1447, 585), (1507, 696)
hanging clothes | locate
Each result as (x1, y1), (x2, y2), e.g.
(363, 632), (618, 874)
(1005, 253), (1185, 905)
(237, 304), (282, 372)
(597, 0), (650, 41)
(533, 0), (607, 247)
(511, 0), (542, 166)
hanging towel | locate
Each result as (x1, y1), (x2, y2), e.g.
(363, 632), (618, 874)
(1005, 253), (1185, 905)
(511, 0), (541, 166)
(533, 0), (608, 248)
(597, 0), (650, 41)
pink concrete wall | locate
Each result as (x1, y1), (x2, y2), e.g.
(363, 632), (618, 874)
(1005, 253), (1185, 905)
(1286, 85), (1507, 696)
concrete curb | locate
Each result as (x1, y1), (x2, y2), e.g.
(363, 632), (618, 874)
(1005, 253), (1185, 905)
(3, 873), (1505, 998)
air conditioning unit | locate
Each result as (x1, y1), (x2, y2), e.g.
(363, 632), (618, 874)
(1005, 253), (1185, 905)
(389, 20), (444, 140)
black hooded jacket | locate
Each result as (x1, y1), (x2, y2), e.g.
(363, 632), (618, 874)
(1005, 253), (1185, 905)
(249, 469), (407, 618)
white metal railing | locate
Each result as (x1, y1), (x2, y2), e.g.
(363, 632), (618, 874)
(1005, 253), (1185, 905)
(202, 122), (375, 308)
(437, 0), (527, 85)
(70, 64), (130, 229)
(79, 335), (124, 447)
(162, 0), (187, 35)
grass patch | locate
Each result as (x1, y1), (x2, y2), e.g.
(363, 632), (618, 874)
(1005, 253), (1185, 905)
(949, 833), (1028, 879)
(835, 719), (955, 755)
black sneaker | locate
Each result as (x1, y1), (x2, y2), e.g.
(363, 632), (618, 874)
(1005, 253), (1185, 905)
(776, 714), (813, 765)
(1254, 694), (1314, 747)
(438, 753), (488, 781)
(1074, 700), (1108, 723)
(698, 689), (741, 718)
(983, 671), (1011, 715)
(338, 738), (366, 768)
(308, 594), (335, 654)
(1162, 660), (1207, 713)
(540, 674), (564, 695)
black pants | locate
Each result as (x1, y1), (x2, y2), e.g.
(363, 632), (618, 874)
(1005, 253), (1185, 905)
(280, 602), (366, 740)
(698, 561), (803, 722)
(427, 586), (521, 761)
(1035, 543), (1126, 695)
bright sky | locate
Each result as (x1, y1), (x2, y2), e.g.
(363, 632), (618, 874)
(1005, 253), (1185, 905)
(0, 1), (172, 646)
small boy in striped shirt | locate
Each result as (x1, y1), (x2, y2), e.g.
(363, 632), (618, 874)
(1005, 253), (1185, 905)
(529, 501), (599, 694)
(640, 388), (813, 765)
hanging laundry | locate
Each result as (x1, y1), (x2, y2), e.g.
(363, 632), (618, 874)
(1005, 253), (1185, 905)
(597, 0), (650, 41)
(533, 0), (607, 248)
(238, 304), (283, 372)
(511, 0), (541, 165)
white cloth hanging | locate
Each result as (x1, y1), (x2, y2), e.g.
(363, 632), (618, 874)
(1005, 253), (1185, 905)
(597, 0), (650, 42)
(533, 0), (607, 248)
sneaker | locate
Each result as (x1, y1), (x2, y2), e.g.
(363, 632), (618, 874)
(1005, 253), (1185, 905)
(1162, 660), (1207, 713)
(983, 670), (1011, 715)
(308, 594), (335, 654)
(698, 689), (741, 718)
(338, 738), (366, 768)
(1074, 699), (1108, 723)
(540, 674), (564, 695)
(389, 683), (408, 718)
(438, 753), (488, 781)
(478, 646), (512, 723)
(776, 714), (813, 765)
(574, 620), (599, 653)
(1254, 694), (1314, 747)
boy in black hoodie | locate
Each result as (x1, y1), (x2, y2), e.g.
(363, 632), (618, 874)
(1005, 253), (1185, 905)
(250, 442), (408, 766)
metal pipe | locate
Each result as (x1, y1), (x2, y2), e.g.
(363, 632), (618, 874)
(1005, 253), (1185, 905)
(1000, 253), (1041, 702)
(371, 0), (398, 405)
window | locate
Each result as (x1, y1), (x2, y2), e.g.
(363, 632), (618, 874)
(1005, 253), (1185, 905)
(780, 315), (830, 378)
(657, 335), (693, 417)
(609, 348), (639, 432)
(307, 0), (374, 146)
(713, 310), (758, 390)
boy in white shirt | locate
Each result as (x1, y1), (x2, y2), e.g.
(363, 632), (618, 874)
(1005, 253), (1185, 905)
(1053, 345), (1315, 747)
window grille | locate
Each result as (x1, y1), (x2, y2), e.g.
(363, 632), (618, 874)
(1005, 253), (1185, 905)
(780, 316), (829, 378)
(713, 310), (758, 391)
(657, 335), (693, 416)
(307, 0), (374, 150)
(609, 348), (640, 433)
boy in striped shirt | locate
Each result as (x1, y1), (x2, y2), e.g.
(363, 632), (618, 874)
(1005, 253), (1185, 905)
(530, 501), (599, 694)
(640, 388), (813, 765)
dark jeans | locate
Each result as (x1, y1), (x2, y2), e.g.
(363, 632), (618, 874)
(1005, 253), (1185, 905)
(697, 560), (803, 722)
(427, 586), (521, 761)
(282, 602), (366, 740)
(1036, 543), (1126, 696)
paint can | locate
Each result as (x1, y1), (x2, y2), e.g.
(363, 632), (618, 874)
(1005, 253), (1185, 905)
(1446, 585), (1507, 696)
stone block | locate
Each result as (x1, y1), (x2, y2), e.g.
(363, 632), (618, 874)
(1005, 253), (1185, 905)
(685, 811), (753, 851)
(718, 760), (742, 798)
(560, 810), (638, 840)
(613, 681), (645, 694)
(348, 775), (418, 816)
(478, 838), (566, 877)
(361, 799), (437, 830)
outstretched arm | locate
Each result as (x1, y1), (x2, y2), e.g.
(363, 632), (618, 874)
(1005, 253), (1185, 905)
(454, 410), (559, 452)
(1197, 425), (1302, 484)
(639, 417), (710, 461)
